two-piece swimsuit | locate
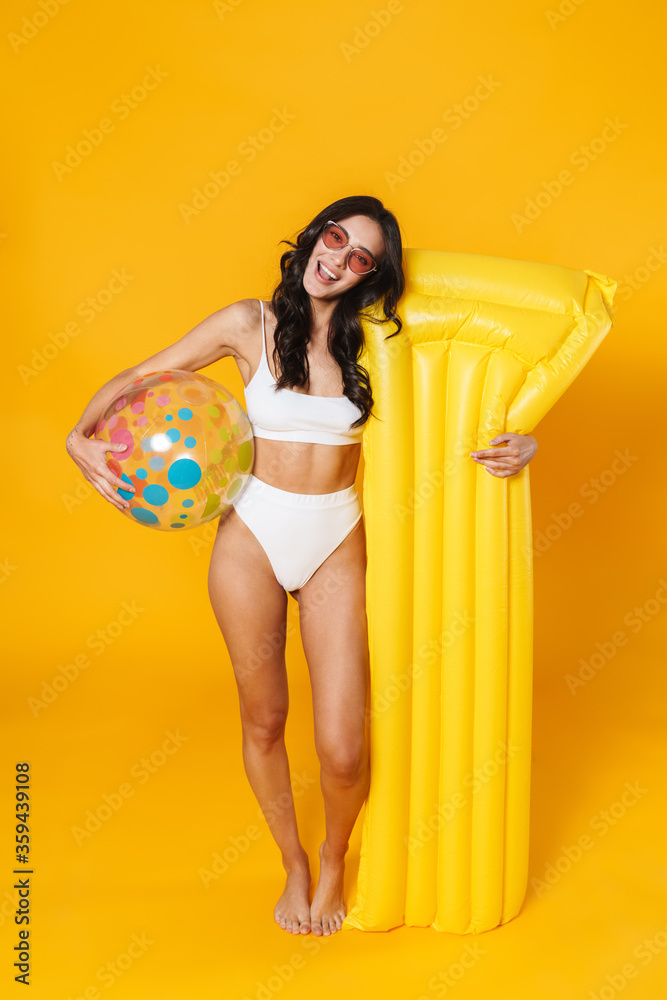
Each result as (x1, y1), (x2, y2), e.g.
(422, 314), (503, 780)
(230, 299), (364, 593)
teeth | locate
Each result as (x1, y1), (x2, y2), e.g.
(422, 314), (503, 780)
(319, 261), (338, 281)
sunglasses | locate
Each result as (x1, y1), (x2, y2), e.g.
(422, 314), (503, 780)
(320, 220), (378, 275)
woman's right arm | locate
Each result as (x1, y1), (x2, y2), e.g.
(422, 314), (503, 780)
(65, 298), (255, 510)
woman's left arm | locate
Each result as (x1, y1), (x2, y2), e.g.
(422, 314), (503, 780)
(470, 433), (538, 477)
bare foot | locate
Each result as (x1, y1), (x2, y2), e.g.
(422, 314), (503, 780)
(274, 856), (313, 935)
(309, 841), (346, 936)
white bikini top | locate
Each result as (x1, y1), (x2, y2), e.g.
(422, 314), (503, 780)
(243, 300), (365, 446)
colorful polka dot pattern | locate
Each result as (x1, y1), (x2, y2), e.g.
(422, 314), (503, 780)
(94, 370), (254, 531)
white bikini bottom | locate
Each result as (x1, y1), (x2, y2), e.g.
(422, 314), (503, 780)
(230, 473), (363, 593)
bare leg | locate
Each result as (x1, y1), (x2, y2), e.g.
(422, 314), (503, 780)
(208, 506), (312, 935)
(294, 516), (370, 936)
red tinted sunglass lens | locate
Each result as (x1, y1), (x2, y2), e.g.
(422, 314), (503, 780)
(322, 224), (345, 248)
(349, 253), (373, 274)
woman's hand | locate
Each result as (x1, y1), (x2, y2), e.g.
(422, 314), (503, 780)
(470, 432), (538, 478)
(65, 428), (136, 511)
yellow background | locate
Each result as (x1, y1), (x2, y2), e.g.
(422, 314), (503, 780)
(1, 0), (665, 997)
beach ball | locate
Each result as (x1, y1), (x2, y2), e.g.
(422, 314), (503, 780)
(94, 369), (253, 531)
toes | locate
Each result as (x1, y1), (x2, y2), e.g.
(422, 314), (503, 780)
(310, 909), (346, 936)
(278, 914), (311, 935)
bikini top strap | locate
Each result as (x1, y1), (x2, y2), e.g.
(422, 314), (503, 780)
(258, 299), (264, 358)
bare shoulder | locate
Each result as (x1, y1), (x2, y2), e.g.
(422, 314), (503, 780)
(219, 297), (265, 382)
(203, 297), (277, 385)
(209, 296), (258, 338)
(127, 296), (263, 380)
(215, 296), (261, 340)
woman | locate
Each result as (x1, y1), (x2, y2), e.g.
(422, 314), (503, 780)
(65, 195), (538, 938)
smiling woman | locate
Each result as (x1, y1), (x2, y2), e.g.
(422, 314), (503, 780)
(204, 198), (406, 936)
(65, 194), (543, 939)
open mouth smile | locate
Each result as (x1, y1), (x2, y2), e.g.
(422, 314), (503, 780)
(316, 260), (340, 283)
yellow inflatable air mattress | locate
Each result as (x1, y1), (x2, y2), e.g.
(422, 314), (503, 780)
(344, 248), (616, 933)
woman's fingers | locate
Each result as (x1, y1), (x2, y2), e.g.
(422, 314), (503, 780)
(91, 440), (137, 496)
(67, 434), (136, 509)
(473, 456), (518, 470)
(471, 451), (522, 476)
(95, 467), (135, 507)
(470, 433), (537, 477)
(76, 441), (135, 508)
(88, 473), (126, 509)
